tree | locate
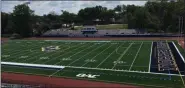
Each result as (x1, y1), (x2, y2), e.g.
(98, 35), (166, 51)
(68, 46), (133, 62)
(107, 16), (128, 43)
(61, 10), (77, 27)
(144, 0), (185, 32)
(1, 12), (9, 34)
(114, 5), (126, 21)
(12, 4), (34, 37)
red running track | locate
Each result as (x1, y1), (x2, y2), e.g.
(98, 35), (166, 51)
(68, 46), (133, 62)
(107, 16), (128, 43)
(2, 72), (142, 88)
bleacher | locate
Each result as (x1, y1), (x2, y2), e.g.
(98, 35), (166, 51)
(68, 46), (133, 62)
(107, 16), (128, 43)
(41, 27), (180, 37)
(156, 41), (177, 71)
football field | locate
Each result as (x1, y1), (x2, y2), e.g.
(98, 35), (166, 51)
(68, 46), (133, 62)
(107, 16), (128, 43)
(1, 40), (185, 88)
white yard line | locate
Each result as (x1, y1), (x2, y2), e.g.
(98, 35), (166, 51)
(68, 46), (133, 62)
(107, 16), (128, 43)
(80, 44), (113, 67)
(9, 42), (69, 61)
(96, 43), (125, 68)
(2, 42), (39, 55)
(18, 43), (72, 63)
(54, 44), (96, 65)
(2, 42), (42, 54)
(2, 43), (43, 61)
(129, 42), (143, 71)
(66, 43), (106, 66)
(111, 42), (133, 69)
(148, 42), (153, 72)
(40, 43), (87, 64)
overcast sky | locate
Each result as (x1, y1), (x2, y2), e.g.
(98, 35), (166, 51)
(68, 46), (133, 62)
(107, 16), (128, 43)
(1, 1), (147, 16)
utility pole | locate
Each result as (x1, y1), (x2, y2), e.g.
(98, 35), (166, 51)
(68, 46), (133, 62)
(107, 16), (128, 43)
(178, 16), (182, 41)
(181, 16), (183, 40)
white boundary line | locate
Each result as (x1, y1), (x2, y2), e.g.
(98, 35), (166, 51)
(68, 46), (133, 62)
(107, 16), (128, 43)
(129, 42), (143, 71)
(65, 66), (184, 76)
(172, 42), (185, 63)
(148, 42), (153, 72)
(1, 62), (65, 69)
(1, 61), (184, 76)
(112, 42), (133, 69)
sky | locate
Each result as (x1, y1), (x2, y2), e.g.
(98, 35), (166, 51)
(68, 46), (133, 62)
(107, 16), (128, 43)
(1, 1), (147, 16)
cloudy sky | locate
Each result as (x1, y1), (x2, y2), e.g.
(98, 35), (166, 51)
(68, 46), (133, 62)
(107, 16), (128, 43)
(1, 1), (146, 16)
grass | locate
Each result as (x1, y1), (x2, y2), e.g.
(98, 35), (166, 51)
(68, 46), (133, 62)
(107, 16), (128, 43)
(1, 65), (184, 88)
(1, 40), (185, 88)
(74, 24), (128, 30)
(2, 40), (151, 71)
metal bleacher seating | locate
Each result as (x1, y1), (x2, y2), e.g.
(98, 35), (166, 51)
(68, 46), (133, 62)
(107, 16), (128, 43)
(156, 41), (177, 71)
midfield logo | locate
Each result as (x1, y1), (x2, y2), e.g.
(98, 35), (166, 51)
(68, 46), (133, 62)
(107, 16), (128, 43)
(76, 73), (100, 78)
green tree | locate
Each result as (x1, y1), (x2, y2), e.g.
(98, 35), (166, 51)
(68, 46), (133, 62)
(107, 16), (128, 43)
(1, 12), (9, 34)
(12, 4), (34, 37)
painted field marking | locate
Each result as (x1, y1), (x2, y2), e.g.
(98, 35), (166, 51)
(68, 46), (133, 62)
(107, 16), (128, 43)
(2, 42), (39, 55)
(49, 69), (62, 77)
(1, 61), (184, 76)
(1, 62), (65, 69)
(129, 42), (143, 71)
(34, 43), (84, 64)
(112, 42), (133, 69)
(38, 43), (87, 64)
(80, 44), (113, 67)
(171, 42), (185, 87)
(67, 43), (107, 66)
(54, 43), (96, 65)
(148, 42), (153, 72)
(96, 43), (125, 68)
(65, 65), (185, 76)
(1, 69), (172, 88)
(14, 42), (70, 62)
(2, 41), (39, 52)
(2, 43), (44, 61)
(173, 42), (185, 63)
